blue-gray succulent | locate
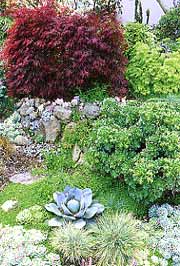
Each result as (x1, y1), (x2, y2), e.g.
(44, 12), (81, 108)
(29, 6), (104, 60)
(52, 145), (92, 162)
(45, 186), (105, 228)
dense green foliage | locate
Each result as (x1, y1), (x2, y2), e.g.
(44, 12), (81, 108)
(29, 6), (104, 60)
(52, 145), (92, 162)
(126, 43), (180, 98)
(0, 16), (12, 46)
(0, 62), (14, 118)
(124, 22), (155, 57)
(86, 99), (180, 203)
(156, 7), (180, 40)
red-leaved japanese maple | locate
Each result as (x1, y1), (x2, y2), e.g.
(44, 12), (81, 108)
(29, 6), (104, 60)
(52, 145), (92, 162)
(3, 5), (128, 99)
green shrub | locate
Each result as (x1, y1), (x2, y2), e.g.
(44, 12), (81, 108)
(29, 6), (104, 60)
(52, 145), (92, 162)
(50, 223), (94, 264)
(126, 42), (180, 98)
(156, 7), (180, 40)
(160, 37), (180, 52)
(91, 212), (146, 266)
(0, 61), (14, 117)
(0, 16), (12, 46)
(86, 99), (180, 203)
(124, 22), (155, 57)
(78, 82), (109, 103)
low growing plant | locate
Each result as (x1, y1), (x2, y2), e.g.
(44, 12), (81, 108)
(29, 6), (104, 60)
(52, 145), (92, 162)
(148, 204), (180, 266)
(0, 224), (61, 266)
(45, 186), (104, 228)
(91, 212), (146, 266)
(50, 223), (94, 264)
(16, 205), (47, 225)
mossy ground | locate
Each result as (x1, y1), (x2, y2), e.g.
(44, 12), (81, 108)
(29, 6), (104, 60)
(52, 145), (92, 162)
(0, 164), (147, 231)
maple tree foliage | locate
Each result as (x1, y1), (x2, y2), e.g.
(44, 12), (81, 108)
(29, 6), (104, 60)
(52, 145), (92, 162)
(3, 5), (128, 99)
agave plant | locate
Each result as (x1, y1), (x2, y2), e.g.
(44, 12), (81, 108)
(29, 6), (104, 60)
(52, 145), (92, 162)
(45, 186), (105, 228)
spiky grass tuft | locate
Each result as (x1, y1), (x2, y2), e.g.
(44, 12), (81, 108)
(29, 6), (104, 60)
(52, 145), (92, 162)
(50, 223), (94, 264)
(91, 212), (146, 266)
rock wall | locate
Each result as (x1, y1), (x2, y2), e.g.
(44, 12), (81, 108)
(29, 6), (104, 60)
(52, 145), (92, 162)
(0, 97), (102, 145)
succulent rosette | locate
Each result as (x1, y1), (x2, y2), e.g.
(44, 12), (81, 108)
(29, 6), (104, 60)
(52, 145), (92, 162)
(45, 186), (105, 228)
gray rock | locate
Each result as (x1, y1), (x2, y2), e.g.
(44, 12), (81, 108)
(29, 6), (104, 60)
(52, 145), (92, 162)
(38, 104), (45, 113)
(42, 116), (60, 143)
(55, 98), (64, 105)
(21, 116), (31, 128)
(72, 144), (82, 162)
(83, 103), (100, 118)
(13, 135), (30, 146)
(29, 111), (38, 121)
(54, 106), (72, 121)
(26, 107), (34, 115)
(1, 200), (18, 212)
(19, 103), (31, 116)
(71, 98), (79, 107)
(9, 172), (41, 185)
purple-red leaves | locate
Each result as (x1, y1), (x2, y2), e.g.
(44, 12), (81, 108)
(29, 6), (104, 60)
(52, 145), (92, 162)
(3, 6), (128, 99)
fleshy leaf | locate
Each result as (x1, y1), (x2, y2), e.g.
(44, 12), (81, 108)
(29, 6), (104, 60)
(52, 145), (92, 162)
(64, 186), (72, 193)
(73, 219), (86, 229)
(91, 203), (105, 214)
(61, 202), (73, 216)
(48, 217), (63, 227)
(67, 199), (80, 213)
(45, 203), (62, 217)
(83, 188), (92, 208)
(84, 206), (98, 219)
(53, 192), (66, 206)
(74, 188), (83, 201)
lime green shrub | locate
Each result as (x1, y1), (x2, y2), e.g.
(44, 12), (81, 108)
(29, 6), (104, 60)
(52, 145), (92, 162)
(124, 22), (155, 57)
(86, 99), (180, 203)
(126, 43), (180, 98)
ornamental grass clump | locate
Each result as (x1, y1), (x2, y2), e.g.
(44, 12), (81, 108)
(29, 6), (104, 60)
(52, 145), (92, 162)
(91, 212), (146, 266)
(50, 223), (94, 264)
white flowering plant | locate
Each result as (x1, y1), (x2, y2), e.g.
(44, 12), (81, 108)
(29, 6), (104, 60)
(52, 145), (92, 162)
(0, 224), (61, 266)
(148, 204), (180, 266)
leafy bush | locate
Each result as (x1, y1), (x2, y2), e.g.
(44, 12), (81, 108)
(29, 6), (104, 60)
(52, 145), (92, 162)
(51, 223), (93, 264)
(156, 7), (180, 40)
(91, 212), (146, 266)
(78, 82), (109, 103)
(126, 42), (180, 98)
(124, 22), (155, 57)
(0, 61), (14, 118)
(160, 37), (180, 52)
(0, 16), (12, 46)
(3, 6), (128, 100)
(86, 99), (180, 203)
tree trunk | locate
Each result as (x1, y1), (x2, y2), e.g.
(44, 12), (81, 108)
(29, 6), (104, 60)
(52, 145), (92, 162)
(155, 0), (168, 13)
